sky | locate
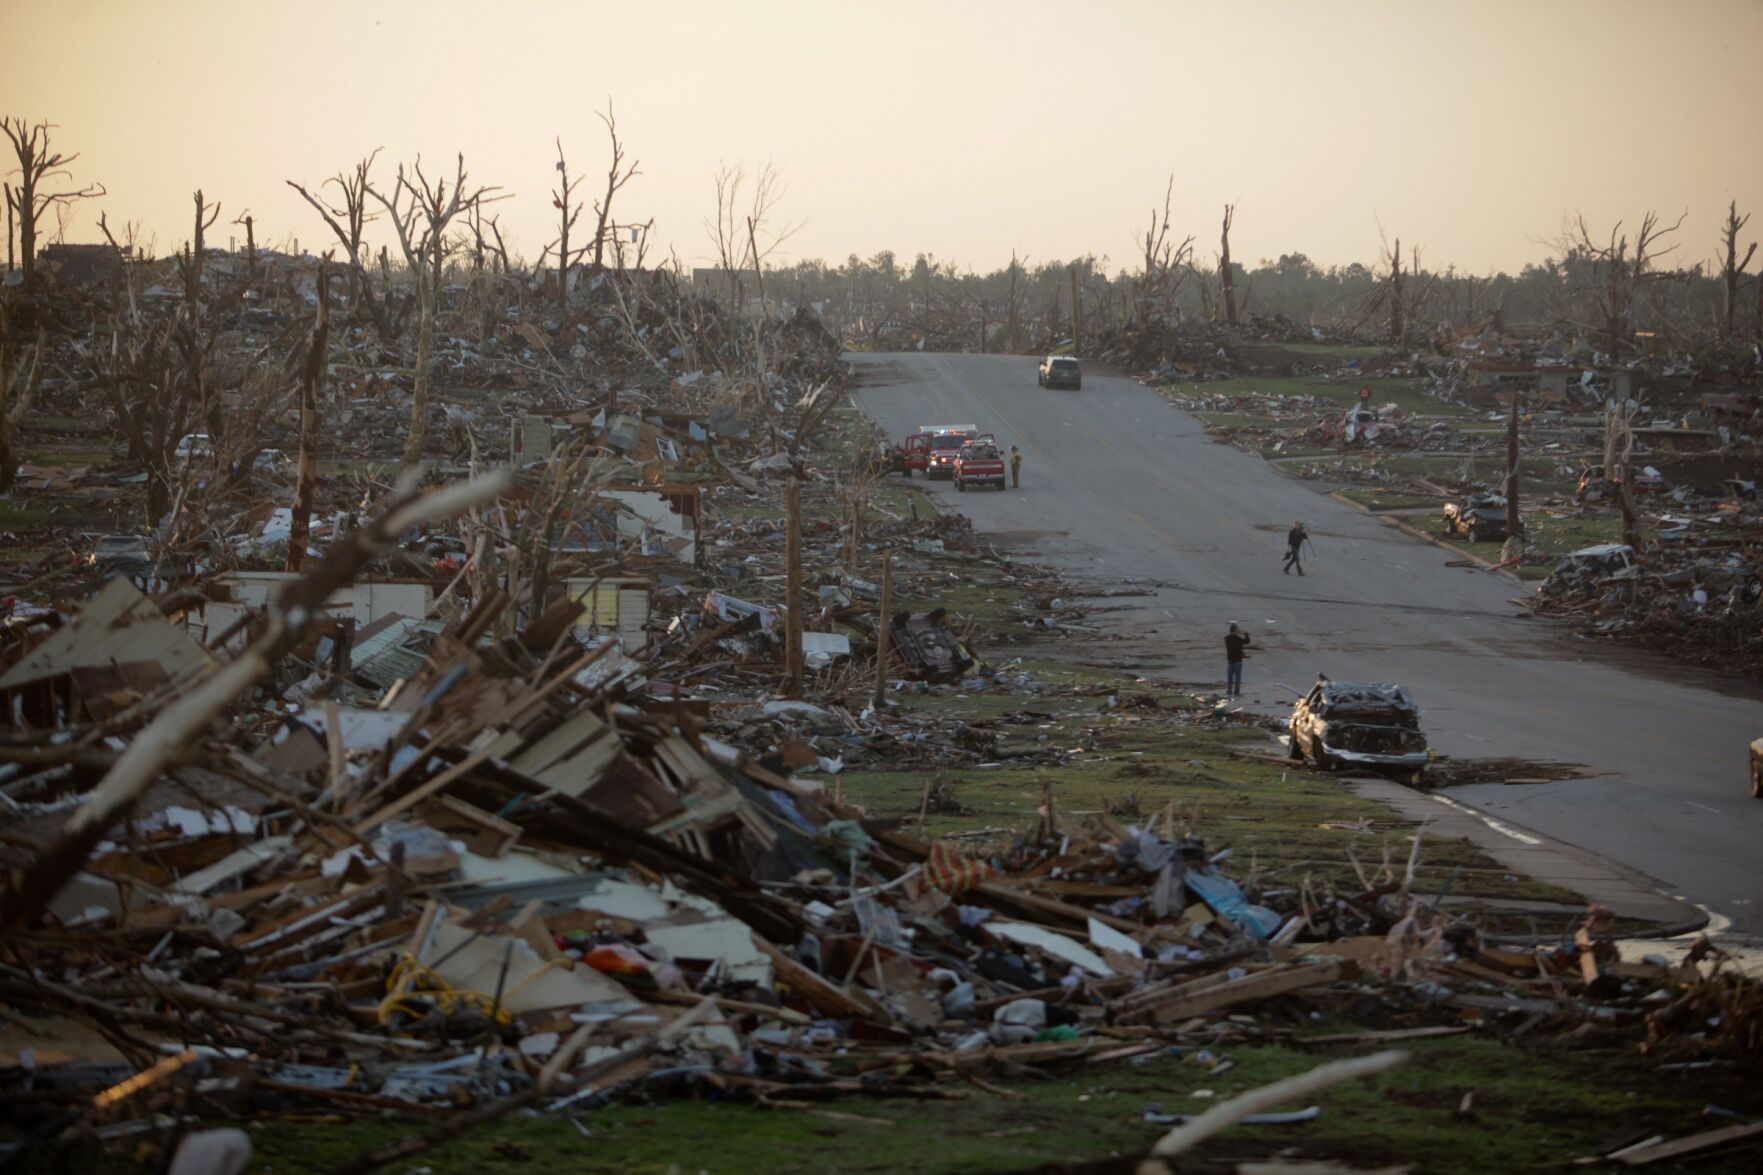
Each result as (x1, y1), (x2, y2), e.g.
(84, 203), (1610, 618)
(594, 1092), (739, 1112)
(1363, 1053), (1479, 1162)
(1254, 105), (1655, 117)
(3, 0), (1761, 277)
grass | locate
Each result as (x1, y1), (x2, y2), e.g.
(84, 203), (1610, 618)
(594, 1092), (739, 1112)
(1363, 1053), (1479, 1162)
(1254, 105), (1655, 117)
(823, 674), (1584, 907)
(1337, 489), (1441, 511)
(0, 499), (51, 527)
(1425, 512), (1625, 572)
(38, 1033), (1762, 1174)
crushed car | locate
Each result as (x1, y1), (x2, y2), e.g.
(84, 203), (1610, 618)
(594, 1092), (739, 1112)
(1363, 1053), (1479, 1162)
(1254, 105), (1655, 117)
(1288, 676), (1429, 776)
(1443, 491), (1510, 542)
(890, 608), (976, 682)
(1542, 543), (1639, 593)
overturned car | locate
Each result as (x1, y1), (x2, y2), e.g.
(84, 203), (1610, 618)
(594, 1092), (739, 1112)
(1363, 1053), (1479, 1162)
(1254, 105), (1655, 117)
(1442, 492), (1509, 542)
(1288, 677), (1429, 776)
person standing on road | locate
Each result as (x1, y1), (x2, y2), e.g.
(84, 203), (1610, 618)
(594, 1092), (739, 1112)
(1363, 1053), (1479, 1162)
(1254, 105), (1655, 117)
(1282, 520), (1309, 576)
(1224, 622), (1251, 699)
(1009, 445), (1022, 488)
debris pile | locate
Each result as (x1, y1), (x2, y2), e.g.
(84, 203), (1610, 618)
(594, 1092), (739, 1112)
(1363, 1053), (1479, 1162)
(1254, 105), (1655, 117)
(2, 544), (1759, 1167)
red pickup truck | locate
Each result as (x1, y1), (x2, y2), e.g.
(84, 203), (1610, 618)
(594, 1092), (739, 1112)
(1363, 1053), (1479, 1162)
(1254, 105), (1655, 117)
(954, 438), (1006, 491)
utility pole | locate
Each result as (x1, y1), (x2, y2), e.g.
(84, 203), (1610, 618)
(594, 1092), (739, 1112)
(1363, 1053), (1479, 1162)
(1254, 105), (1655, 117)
(1503, 391), (1522, 564)
(1069, 265), (1081, 354)
(288, 260), (328, 573)
(785, 477), (804, 698)
(873, 553), (892, 712)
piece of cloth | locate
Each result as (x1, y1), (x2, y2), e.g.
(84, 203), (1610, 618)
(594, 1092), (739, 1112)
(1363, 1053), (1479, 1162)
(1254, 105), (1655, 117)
(925, 839), (996, 896)
(1226, 660), (1243, 696)
(1225, 632), (1251, 662)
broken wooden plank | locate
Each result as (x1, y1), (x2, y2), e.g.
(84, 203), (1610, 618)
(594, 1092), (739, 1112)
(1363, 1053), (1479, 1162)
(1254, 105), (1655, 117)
(1122, 961), (1344, 1026)
(1612, 1121), (1763, 1166)
(1295, 1025), (1471, 1047)
(753, 937), (884, 1020)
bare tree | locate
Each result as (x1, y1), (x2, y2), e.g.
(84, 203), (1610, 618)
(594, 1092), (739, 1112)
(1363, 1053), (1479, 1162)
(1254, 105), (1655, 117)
(367, 154), (500, 469)
(1219, 204), (1239, 327)
(179, 189), (222, 306)
(1717, 200), (1756, 339)
(545, 136), (588, 308)
(1, 118), (106, 295)
(706, 162), (799, 313)
(1558, 210), (1688, 359)
(95, 316), (204, 524)
(232, 209), (258, 280)
(0, 317), (45, 492)
(589, 103), (640, 272)
(1131, 177), (1195, 324)
(288, 150), (391, 333)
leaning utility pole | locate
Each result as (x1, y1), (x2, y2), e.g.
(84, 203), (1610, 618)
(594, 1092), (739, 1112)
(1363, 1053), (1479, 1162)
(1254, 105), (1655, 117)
(873, 553), (893, 712)
(1503, 390), (1522, 564)
(1069, 265), (1082, 354)
(785, 478), (804, 698)
(289, 260), (329, 573)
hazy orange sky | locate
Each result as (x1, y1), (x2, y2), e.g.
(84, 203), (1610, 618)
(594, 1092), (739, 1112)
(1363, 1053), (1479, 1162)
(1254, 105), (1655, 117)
(4, 0), (1761, 276)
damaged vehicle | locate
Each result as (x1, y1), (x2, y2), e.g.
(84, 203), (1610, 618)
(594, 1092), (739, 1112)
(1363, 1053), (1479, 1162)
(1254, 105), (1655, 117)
(1752, 737), (1763, 800)
(1542, 543), (1639, 593)
(1288, 677), (1429, 776)
(889, 608), (975, 682)
(1443, 491), (1509, 542)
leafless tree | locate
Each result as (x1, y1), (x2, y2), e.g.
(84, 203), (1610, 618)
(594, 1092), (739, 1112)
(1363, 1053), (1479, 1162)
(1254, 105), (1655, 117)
(545, 136), (588, 308)
(366, 154), (501, 469)
(1131, 177), (1195, 324)
(232, 210), (258, 280)
(0, 316), (46, 492)
(288, 150), (392, 333)
(1219, 204), (1239, 327)
(706, 161), (799, 313)
(589, 103), (640, 273)
(1557, 210), (1688, 359)
(1716, 200), (1756, 339)
(1, 117), (106, 295)
(179, 189), (222, 306)
(95, 315), (205, 524)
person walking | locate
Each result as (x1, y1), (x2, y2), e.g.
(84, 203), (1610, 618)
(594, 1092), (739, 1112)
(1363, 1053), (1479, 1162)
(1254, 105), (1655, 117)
(1009, 445), (1022, 488)
(1282, 520), (1309, 576)
(1224, 622), (1251, 699)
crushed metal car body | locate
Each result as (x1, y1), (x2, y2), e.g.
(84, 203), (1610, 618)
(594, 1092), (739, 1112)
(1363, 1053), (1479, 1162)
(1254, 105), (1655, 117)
(1442, 491), (1509, 542)
(1288, 677), (1430, 774)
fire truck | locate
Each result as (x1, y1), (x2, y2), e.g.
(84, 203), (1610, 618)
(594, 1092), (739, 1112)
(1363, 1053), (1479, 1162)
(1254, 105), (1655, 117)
(893, 424), (978, 478)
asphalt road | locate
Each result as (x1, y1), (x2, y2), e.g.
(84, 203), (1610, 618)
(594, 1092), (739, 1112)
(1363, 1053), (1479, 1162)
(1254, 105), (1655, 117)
(854, 352), (1763, 934)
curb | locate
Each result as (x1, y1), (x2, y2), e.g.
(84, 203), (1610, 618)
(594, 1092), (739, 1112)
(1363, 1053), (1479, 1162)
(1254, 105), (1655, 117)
(1328, 489), (1523, 585)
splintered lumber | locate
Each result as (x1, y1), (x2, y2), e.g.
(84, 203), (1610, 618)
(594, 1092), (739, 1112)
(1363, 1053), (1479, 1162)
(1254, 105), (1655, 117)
(754, 938), (883, 1019)
(1120, 960), (1344, 1025)
(1295, 1025), (1471, 1047)
(1611, 1122), (1763, 1166)
(1139, 1049), (1410, 1167)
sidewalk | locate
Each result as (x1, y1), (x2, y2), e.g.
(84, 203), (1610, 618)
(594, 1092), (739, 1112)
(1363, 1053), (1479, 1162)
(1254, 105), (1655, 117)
(1345, 775), (1706, 931)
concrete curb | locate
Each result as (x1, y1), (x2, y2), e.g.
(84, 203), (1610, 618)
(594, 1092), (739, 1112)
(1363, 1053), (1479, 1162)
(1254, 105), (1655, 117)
(1327, 489), (1524, 585)
(1345, 775), (1708, 932)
